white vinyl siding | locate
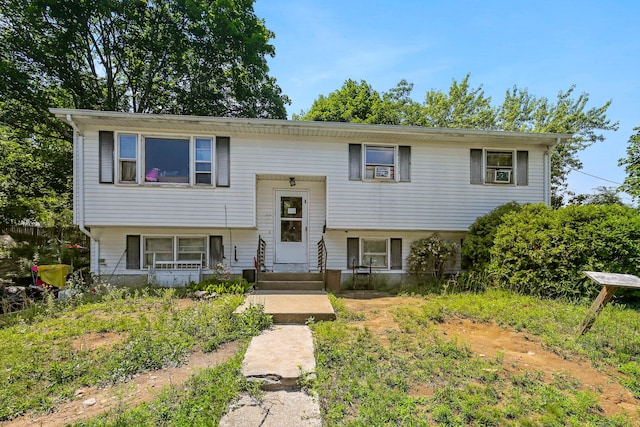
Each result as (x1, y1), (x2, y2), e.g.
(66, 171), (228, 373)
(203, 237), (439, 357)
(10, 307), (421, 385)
(81, 131), (547, 232)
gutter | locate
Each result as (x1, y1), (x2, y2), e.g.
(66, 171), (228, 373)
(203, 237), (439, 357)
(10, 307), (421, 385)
(66, 114), (100, 273)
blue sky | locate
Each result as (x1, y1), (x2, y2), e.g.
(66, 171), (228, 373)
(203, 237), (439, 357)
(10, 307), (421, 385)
(254, 0), (640, 203)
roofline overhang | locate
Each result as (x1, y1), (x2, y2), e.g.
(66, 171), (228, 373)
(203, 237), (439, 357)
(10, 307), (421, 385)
(50, 108), (572, 146)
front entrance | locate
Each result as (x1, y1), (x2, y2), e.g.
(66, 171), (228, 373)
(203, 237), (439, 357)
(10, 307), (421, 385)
(274, 190), (308, 268)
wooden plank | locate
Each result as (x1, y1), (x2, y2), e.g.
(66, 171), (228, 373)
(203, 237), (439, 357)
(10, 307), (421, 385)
(577, 284), (618, 336)
(583, 271), (640, 289)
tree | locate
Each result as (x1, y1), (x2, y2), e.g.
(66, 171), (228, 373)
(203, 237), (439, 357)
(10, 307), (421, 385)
(0, 0), (288, 226)
(297, 75), (618, 207)
(0, 0), (288, 117)
(420, 74), (497, 129)
(618, 127), (640, 201)
(568, 186), (625, 206)
(496, 86), (618, 207)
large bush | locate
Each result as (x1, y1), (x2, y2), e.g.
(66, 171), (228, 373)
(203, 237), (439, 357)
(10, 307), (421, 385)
(407, 234), (458, 282)
(461, 201), (522, 271)
(488, 203), (640, 299)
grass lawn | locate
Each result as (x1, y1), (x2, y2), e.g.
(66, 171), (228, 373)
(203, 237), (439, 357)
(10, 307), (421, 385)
(1, 287), (639, 426)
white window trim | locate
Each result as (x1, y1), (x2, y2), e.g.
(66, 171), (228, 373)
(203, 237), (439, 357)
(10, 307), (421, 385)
(360, 237), (390, 269)
(483, 148), (517, 186)
(115, 132), (216, 187)
(363, 143), (398, 182)
(142, 235), (209, 269)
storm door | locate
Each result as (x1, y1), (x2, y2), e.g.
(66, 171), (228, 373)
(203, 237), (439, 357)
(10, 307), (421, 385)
(274, 190), (308, 264)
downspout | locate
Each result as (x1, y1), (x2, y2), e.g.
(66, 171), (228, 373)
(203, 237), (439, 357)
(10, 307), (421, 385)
(66, 114), (100, 275)
(543, 138), (561, 206)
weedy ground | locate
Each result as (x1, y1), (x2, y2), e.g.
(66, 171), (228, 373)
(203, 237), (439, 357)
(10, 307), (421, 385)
(311, 290), (640, 426)
(2, 287), (640, 426)
(0, 288), (271, 426)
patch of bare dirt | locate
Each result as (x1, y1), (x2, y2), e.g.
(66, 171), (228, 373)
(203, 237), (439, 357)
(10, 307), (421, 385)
(5, 341), (240, 427)
(71, 332), (127, 352)
(339, 291), (640, 421)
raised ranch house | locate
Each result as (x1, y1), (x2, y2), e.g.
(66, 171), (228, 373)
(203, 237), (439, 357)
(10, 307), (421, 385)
(52, 109), (570, 287)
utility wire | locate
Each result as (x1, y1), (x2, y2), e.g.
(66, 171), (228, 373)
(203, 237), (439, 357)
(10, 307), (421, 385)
(569, 168), (622, 186)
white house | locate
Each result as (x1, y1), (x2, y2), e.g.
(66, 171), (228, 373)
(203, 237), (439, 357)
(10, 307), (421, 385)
(52, 108), (570, 286)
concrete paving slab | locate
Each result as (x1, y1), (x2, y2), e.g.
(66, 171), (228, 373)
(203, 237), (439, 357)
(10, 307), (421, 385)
(235, 290), (336, 324)
(242, 325), (315, 390)
(219, 390), (322, 427)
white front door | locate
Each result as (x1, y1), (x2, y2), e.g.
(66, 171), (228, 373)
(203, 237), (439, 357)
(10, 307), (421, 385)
(275, 190), (308, 265)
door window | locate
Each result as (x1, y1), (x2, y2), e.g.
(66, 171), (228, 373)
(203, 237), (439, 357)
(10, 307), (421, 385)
(280, 196), (303, 242)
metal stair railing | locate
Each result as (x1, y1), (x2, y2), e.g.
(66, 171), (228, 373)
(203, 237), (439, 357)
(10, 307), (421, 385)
(317, 237), (327, 274)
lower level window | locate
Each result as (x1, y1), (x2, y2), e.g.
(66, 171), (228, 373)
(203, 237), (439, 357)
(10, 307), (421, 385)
(361, 238), (388, 268)
(144, 236), (206, 268)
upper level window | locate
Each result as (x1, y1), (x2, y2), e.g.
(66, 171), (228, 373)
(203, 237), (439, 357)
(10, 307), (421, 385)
(116, 134), (216, 186)
(119, 134), (137, 183)
(470, 149), (528, 186)
(349, 144), (410, 182)
(365, 145), (395, 179)
(195, 138), (213, 185)
(485, 150), (514, 184)
(145, 137), (190, 183)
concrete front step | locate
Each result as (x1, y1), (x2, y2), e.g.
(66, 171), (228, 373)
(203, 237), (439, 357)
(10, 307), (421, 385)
(258, 280), (325, 291)
(235, 290), (336, 324)
(258, 272), (323, 282)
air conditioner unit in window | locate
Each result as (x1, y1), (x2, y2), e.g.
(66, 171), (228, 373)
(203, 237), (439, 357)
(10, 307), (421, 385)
(494, 169), (512, 183)
(374, 166), (391, 179)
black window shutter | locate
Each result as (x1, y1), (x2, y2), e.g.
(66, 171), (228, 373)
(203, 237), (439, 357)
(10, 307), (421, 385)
(99, 131), (114, 183)
(348, 144), (362, 180)
(126, 235), (140, 269)
(517, 151), (528, 186)
(216, 137), (230, 187)
(390, 238), (402, 270)
(470, 149), (483, 184)
(347, 237), (359, 268)
(399, 146), (411, 182)
(209, 236), (223, 267)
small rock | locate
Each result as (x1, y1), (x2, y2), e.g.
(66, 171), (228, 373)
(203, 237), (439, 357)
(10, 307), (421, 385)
(82, 398), (97, 407)
(527, 351), (535, 356)
(74, 389), (84, 396)
(194, 290), (208, 299)
(150, 375), (158, 380)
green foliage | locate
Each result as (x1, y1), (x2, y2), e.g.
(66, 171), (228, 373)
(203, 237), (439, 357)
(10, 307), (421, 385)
(568, 185), (626, 206)
(406, 234), (458, 281)
(0, 289), (270, 420)
(488, 203), (640, 299)
(298, 74), (618, 206)
(189, 277), (253, 295)
(0, 0), (289, 226)
(619, 127), (640, 202)
(461, 201), (522, 271)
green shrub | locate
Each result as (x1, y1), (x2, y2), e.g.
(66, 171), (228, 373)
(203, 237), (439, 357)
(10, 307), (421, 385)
(461, 201), (522, 271)
(488, 203), (640, 299)
(407, 234), (458, 282)
(190, 277), (252, 294)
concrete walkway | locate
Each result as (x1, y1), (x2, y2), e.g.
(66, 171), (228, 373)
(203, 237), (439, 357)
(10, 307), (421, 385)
(219, 325), (322, 426)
